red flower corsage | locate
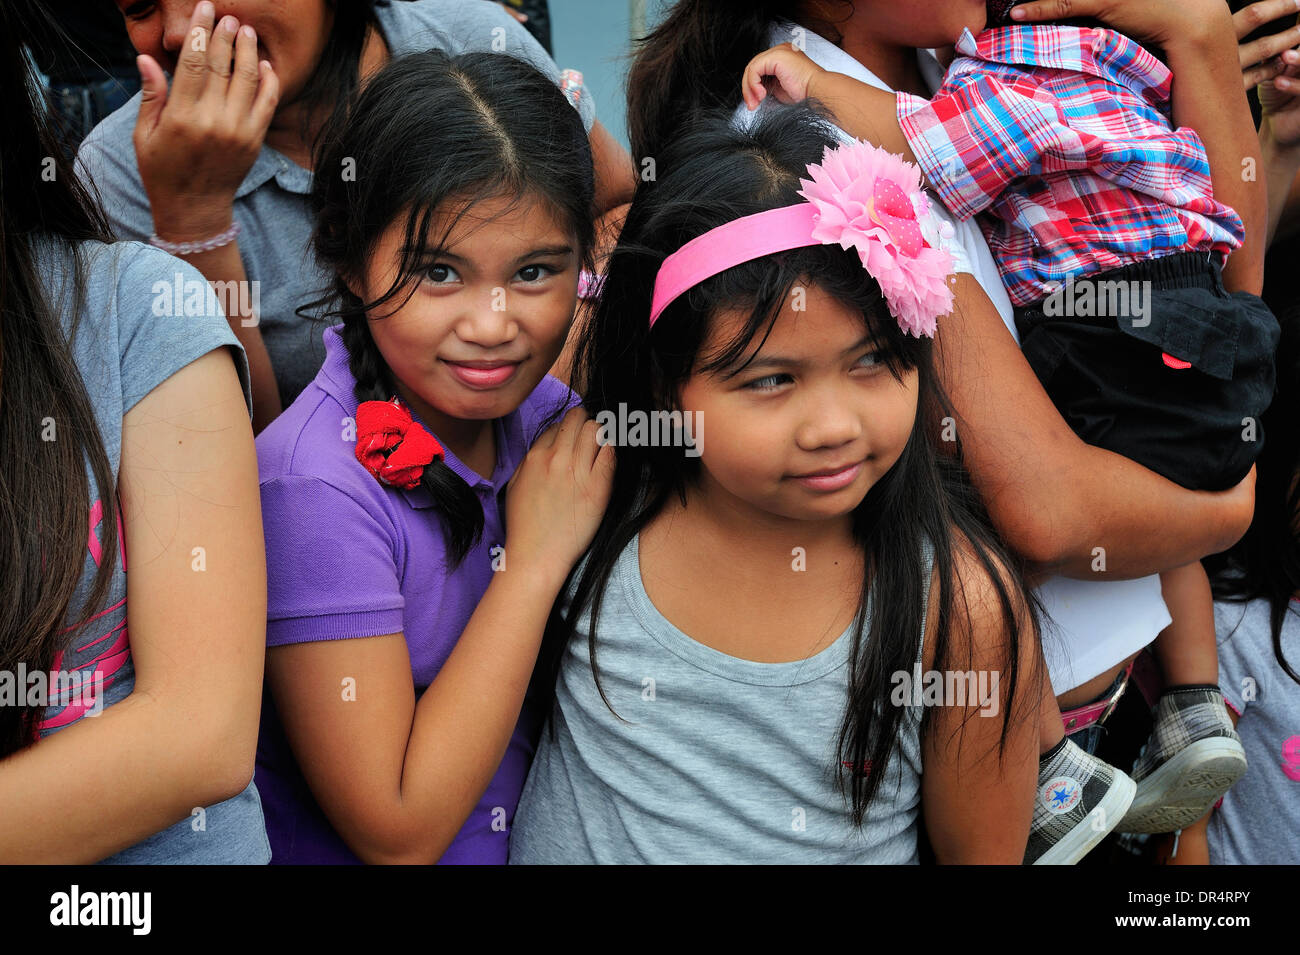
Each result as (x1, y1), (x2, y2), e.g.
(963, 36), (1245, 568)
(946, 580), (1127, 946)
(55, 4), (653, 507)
(354, 397), (444, 490)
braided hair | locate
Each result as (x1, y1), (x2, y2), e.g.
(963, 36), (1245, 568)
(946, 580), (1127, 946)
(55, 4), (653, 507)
(339, 316), (485, 565)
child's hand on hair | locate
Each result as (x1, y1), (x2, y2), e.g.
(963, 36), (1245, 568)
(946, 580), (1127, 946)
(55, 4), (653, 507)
(1007, 0), (1232, 49)
(133, 2), (279, 243)
(502, 406), (615, 580)
(741, 43), (827, 112)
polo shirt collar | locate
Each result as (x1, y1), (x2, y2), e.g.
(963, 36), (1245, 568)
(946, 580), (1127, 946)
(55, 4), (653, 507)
(234, 144), (313, 200)
(316, 325), (528, 510)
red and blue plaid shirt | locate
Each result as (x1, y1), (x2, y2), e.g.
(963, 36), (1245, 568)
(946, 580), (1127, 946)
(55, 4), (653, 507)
(897, 25), (1245, 307)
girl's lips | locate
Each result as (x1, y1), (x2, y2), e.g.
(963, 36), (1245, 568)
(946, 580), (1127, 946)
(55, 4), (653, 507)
(442, 360), (521, 389)
(791, 461), (864, 492)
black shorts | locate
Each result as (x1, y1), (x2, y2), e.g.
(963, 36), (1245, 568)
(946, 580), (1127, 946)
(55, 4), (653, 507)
(1014, 252), (1280, 492)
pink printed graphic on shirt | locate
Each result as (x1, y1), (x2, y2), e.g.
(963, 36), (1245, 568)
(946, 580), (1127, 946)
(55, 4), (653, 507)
(37, 498), (131, 732)
(1283, 735), (1300, 783)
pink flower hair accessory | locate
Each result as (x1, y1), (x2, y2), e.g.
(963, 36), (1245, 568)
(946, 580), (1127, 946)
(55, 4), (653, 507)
(648, 138), (955, 337)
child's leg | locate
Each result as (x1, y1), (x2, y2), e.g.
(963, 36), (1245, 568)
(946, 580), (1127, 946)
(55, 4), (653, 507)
(1118, 563), (1246, 834)
(1151, 562), (1218, 689)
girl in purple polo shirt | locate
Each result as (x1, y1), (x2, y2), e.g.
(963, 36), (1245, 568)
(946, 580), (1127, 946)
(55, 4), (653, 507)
(252, 51), (613, 864)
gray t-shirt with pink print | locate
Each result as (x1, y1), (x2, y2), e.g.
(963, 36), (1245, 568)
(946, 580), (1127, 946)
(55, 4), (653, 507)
(33, 236), (266, 864)
(1208, 596), (1300, 864)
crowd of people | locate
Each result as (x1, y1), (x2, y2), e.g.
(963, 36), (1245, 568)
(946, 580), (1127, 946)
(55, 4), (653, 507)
(2, 0), (1297, 865)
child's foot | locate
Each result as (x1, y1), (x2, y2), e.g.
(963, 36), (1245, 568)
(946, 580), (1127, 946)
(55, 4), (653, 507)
(1118, 685), (1247, 834)
(1024, 737), (1136, 865)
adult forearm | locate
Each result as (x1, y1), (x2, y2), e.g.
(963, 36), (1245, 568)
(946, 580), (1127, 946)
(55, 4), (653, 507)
(1165, 25), (1266, 293)
(179, 241), (281, 432)
(153, 202), (282, 431)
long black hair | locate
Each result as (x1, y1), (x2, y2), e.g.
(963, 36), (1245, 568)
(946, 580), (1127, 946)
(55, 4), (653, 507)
(0, 1), (119, 755)
(627, 0), (850, 164)
(1205, 310), (1300, 686)
(547, 106), (1043, 824)
(304, 49), (595, 565)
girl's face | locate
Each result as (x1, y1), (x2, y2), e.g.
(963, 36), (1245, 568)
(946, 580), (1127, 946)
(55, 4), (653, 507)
(115, 0), (330, 107)
(679, 283), (919, 523)
(356, 193), (580, 432)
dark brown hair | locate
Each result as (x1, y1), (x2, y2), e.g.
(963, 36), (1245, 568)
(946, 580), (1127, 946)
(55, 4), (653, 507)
(303, 49), (595, 565)
(0, 0), (119, 756)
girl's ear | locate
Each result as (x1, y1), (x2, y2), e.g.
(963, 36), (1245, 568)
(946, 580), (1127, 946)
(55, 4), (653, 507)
(341, 268), (366, 304)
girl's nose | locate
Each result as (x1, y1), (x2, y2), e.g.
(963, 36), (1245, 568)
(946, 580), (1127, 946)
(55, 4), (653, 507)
(794, 396), (862, 452)
(456, 298), (519, 349)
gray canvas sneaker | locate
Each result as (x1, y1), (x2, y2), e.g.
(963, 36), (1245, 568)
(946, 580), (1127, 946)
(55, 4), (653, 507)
(1025, 737), (1136, 865)
(1118, 686), (1247, 834)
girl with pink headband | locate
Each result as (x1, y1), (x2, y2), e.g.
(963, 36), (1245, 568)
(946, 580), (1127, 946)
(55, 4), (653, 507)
(510, 107), (1043, 863)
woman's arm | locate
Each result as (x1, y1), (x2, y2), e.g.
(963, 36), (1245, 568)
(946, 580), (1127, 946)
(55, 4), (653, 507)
(0, 348), (266, 863)
(937, 275), (1256, 577)
(922, 538), (1039, 863)
(265, 409), (613, 864)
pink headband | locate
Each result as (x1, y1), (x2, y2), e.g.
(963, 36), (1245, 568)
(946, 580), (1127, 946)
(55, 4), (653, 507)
(648, 139), (956, 338)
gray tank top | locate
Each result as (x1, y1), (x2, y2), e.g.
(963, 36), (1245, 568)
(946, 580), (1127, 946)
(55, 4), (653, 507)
(510, 534), (934, 864)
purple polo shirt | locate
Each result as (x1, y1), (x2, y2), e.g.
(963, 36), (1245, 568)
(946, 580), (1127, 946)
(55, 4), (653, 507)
(253, 324), (576, 864)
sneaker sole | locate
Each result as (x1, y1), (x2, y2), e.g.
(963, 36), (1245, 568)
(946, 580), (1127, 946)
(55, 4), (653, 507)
(1118, 737), (1247, 834)
(1034, 769), (1136, 865)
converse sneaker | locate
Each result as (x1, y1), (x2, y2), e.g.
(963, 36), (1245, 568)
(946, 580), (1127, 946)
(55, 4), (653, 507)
(1118, 685), (1247, 834)
(1024, 737), (1136, 865)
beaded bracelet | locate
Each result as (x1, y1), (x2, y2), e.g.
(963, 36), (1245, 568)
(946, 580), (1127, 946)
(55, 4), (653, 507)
(149, 220), (241, 256)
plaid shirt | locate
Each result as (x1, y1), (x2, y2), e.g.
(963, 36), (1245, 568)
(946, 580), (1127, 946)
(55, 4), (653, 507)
(897, 26), (1245, 307)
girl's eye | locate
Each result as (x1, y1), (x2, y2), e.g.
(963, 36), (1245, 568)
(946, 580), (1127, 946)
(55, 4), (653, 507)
(424, 263), (460, 284)
(516, 264), (555, 283)
(742, 373), (792, 392)
(856, 350), (884, 370)
(122, 1), (155, 18)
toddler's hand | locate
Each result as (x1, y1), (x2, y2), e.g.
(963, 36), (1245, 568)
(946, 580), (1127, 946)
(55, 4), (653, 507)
(741, 43), (826, 112)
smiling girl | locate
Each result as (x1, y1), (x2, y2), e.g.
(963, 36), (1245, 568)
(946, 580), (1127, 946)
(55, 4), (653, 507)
(251, 50), (612, 864)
